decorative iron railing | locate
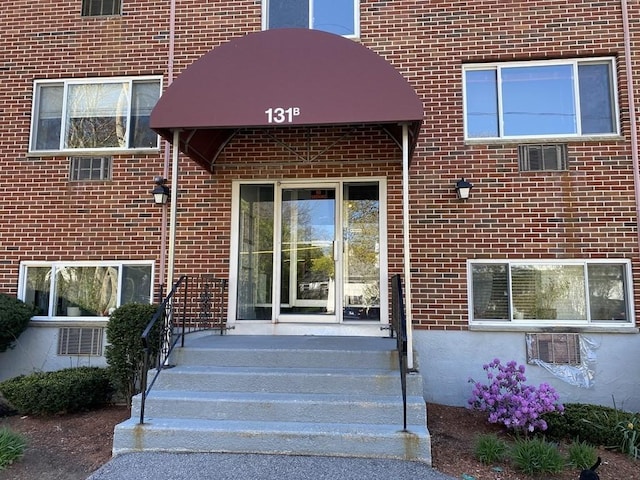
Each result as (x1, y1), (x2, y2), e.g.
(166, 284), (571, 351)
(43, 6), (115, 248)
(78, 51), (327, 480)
(139, 274), (228, 424)
(391, 274), (408, 431)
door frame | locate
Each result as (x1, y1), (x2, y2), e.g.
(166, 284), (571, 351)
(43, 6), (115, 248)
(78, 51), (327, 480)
(228, 177), (389, 333)
(275, 181), (341, 323)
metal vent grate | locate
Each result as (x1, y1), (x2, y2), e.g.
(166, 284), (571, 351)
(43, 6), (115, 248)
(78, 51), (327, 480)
(58, 327), (104, 356)
(526, 333), (580, 365)
(518, 144), (568, 171)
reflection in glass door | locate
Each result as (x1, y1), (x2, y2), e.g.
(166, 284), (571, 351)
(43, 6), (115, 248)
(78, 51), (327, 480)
(279, 186), (337, 320)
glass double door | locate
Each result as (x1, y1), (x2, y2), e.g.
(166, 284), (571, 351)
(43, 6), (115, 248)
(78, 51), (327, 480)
(235, 181), (382, 324)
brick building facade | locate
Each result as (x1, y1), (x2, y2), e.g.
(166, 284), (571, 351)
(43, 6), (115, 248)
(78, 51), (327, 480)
(1, 1), (639, 410)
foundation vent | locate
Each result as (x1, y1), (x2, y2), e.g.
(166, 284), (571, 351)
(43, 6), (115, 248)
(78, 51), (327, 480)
(526, 333), (580, 365)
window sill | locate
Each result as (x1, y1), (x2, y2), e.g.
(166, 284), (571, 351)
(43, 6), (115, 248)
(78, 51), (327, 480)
(469, 323), (638, 334)
(464, 135), (624, 146)
(26, 148), (160, 158)
(28, 318), (109, 328)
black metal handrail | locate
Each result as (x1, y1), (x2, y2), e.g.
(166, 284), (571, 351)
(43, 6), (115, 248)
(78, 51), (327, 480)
(137, 275), (228, 424)
(391, 274), (408, 431)
(139, 275), (188, 424)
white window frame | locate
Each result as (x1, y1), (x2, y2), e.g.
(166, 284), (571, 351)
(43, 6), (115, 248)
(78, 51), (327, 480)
(262, 0), (360, 38)
(467, 259), (635, 329)
(29, 76), (162, 155)
(462, 57), (620, 141)
(227, 177), (388, 327)
(18, 260), (154, 322)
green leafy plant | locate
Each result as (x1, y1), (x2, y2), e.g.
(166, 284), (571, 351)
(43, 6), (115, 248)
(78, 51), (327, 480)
(544, 402), (638, 453)
(105, 303), (160, 407)
(0, 428), (27, 471)
(0, 367), (112, 415)
(474, 433), (508, 465)
(567, 439), (598, 469)
(510, 436), (565, 475)
(0, 294), (36, 352)
(616, 415), (639, 459)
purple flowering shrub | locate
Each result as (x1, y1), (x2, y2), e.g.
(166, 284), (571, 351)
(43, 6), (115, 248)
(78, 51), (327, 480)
(468, 358), (564, 433)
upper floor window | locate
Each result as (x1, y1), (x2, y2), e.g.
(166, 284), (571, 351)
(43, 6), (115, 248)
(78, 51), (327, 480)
(82, 0), (121, 17)
(463, 58), (619, 141)
(263, 0), (359, 37)
(19, 261), (153, 320)
(30, 77), (161, 154)
(469, 260), (634, 328)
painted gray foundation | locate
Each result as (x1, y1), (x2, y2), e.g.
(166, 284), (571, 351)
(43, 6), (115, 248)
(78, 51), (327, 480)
(413, 330), (640, 412)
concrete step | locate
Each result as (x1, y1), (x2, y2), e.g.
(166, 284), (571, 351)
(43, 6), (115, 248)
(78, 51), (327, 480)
(132, 389), (427, 425)
(113, 417), (431, 463)
(170, 335), (408, 370)
(112, 334), (431, 464)
(151, 365), (424, 396)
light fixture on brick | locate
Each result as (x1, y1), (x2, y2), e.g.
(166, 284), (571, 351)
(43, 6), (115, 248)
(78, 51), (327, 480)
(455, 177), (473, 200)
(151, 176), (170, 205)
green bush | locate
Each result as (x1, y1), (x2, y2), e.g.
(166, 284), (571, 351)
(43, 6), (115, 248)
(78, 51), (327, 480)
(105, 303), (160, 407)
(510, 437), (565, 475)
(0, 367), (112, 415)
(543, 402), (637, 449)
(474, 433), (508, 465)
(0, 294), (36, 353)
(567, 439), (598, 469)
(0, 428), (27, 471)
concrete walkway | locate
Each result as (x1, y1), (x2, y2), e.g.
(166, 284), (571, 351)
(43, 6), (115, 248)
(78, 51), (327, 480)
(87, 452), (459, 480)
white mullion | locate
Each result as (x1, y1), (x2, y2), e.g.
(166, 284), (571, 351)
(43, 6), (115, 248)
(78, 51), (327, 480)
(123, 79), (133, 149)
(572, 61), (582, 135)
(60, 82), (70, 150)
(353, 0), (360, 37)
(583, 263), (592, 324)
(308, 0), (314, 29)
(496, 66), (504, 138)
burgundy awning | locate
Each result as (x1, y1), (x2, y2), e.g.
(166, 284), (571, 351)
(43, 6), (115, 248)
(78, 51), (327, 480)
(150, 28), (423, 170)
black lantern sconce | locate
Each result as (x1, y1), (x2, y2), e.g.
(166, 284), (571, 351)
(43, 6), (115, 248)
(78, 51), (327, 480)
(455, 177), (473, 200)
(152, 176), (170, 205)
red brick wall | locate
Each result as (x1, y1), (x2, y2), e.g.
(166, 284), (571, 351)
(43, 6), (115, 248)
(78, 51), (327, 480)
(1, 1), (639, 329)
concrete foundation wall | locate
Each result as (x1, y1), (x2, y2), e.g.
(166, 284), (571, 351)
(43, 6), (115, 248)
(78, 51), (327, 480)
(414, 330), (640, 413)
(0, 326), (107, 382)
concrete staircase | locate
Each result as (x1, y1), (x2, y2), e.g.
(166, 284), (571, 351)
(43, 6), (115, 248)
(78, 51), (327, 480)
(112, 335), (431, 464)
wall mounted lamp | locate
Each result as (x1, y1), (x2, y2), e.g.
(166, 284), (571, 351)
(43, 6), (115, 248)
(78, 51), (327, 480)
(455, 177), (473, 200)
(152, 176), (170, 205)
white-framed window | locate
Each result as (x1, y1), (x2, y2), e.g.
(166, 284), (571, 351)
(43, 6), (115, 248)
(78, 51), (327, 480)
(468, 259), (634, 327)
(30, 76), (162, 154)
(263, 0), (359, 37)
(18, 261), (154, 320)
(463, 58), (619, 140)
(81, 0), (121, 17)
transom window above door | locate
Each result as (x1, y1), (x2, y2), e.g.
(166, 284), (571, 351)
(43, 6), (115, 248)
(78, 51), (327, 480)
(263, 0), (359, 37)
(29, 77), (161, 154)
(463, 58), (619, 141)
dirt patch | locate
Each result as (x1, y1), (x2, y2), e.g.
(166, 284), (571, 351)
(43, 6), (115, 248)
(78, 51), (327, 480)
(0, 403), (638, 479)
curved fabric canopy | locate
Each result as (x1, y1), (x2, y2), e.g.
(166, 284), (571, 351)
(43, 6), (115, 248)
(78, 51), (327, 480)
(151, 28), (423, 170)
